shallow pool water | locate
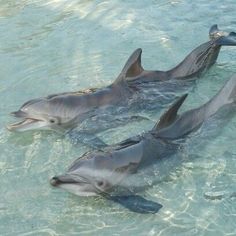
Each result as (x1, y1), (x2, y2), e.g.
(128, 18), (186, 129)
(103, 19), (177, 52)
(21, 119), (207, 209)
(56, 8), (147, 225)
(1, 0), (236, 235)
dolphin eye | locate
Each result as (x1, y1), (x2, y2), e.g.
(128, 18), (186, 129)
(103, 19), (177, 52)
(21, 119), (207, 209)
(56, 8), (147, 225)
(97, 181), (104, 186)
(48, 117), (61, 125)
(49, 118), (60, 125)
(96, 180), (106, 188)
(49, 119), (56, 123)
(95, 180), (110, 191)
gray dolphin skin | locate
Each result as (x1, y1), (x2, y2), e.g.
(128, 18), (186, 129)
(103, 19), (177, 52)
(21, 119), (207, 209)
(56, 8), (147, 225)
(50, 74), (236, 212)
(7, 25), (236, 132)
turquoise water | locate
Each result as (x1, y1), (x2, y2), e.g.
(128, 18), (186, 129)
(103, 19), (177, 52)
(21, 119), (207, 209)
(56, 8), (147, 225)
(1, 0), (236, 235)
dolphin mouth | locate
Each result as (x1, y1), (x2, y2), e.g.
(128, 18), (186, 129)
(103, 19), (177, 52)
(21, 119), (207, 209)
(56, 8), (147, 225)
(7, 118), (42, 131)
(50, 174), (98, 196)
(50, 176), (80, 186)
(7, 111), (46, 132)
(50, 174), (88, 187)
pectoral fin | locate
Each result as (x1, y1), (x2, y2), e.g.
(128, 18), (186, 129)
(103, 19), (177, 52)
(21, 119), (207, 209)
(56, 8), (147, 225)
(101, 192), (163, 214)
(67, 130), (108, 148)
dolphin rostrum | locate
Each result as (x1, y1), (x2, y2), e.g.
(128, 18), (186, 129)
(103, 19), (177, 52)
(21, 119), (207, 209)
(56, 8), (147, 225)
(50, 74), (236, 212)
(8, 25), (236, 132)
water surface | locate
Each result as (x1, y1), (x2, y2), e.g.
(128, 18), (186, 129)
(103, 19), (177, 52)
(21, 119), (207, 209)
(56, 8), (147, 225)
(1, 0), (236, 235)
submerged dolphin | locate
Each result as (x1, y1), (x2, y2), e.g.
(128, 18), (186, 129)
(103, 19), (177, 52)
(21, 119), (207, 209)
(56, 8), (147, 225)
(7, 25), (236, 132)
(50, 74), (236, 212)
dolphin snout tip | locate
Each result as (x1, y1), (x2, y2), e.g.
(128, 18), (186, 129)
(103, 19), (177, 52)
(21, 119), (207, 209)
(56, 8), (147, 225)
(10, 110), (26, 117)
(6, 124), (13, 131)
(50, 177), (60, 187)
(6, 123), (20, 132)
(10, 111), (17, 116)
(10, 111), (20, 117)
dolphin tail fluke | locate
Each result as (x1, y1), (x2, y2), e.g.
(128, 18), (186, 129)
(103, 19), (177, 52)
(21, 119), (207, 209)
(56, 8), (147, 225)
(209, 24), (220, 39)
(209, 24), (236, 46)
(215, 32), (236, 46)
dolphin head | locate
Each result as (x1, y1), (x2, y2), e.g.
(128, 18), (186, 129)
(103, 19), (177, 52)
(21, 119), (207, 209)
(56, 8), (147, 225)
(50, 151), (127, 196)
(7, 96), (81, 132)
(50, 175), (98, 197)
(50, 172), (112, 197)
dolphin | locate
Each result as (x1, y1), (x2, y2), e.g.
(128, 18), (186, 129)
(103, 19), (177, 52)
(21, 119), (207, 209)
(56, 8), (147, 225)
(7, 25), (236, 132)
(50, 74), (236, 212)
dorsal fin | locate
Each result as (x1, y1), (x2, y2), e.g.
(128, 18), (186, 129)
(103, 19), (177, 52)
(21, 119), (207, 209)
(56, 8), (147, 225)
(123, 48), (144, 77)
(114, 48), (144, 83)
(153, 94), (188, 131)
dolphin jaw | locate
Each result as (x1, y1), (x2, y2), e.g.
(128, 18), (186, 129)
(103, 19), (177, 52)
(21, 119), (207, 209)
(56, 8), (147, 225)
(7, 117), (48, 132)
(7, 108), (51, 132)
(50, 175), (99, 197)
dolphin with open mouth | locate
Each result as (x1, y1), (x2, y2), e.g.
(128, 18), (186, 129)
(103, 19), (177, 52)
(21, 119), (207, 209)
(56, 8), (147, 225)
(50, 74), (236, 213)
(7, 25), (236, 132)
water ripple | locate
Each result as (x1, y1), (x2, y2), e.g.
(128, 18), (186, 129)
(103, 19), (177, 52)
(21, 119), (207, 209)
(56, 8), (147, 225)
(1, 0), (236, 235)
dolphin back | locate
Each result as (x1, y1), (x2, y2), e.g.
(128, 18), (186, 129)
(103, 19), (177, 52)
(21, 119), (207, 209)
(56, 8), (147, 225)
(167, 25), (236, 80)
(204, 74), (236, 117)
(153, 75), (236, 139)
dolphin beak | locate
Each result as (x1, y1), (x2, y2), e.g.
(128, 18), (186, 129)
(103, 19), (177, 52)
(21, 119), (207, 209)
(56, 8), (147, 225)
(50, 174), (88, 187)
(50, 175), (80, 186)
(50, 177), (61, 186)
(7, 110), (47, 132)
(50, 174), (98, 196)
(7, 118), (44, 132)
